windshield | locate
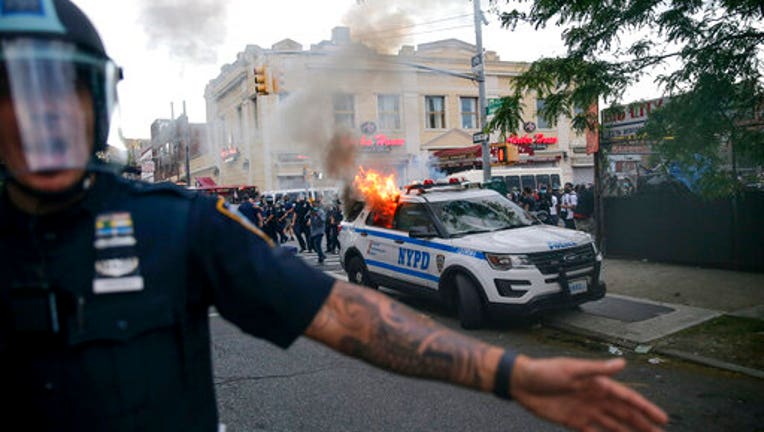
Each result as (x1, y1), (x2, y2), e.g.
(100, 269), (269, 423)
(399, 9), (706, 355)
(429, 194), (535, 237)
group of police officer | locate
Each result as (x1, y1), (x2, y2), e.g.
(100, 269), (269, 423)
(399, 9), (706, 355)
(237, 193), (343, 253)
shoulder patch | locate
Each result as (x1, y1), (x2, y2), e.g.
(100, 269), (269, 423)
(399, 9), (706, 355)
(216, 197), (275, 248)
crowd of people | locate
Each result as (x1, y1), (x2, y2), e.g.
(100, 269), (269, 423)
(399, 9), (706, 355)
(507, 182), (595, 231)
(235, 193), (343, 264)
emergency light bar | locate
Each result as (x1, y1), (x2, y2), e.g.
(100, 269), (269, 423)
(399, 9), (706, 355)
(404, 178), (479, 194)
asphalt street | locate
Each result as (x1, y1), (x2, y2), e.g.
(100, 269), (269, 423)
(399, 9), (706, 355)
(210, 247), (764, 431)
(211, 308), (764, 432)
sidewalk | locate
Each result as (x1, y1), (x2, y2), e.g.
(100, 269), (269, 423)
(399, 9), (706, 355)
(543, 258), (764, 378)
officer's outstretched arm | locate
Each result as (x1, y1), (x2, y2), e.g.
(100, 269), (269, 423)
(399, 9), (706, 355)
(305, 281), (668, 432)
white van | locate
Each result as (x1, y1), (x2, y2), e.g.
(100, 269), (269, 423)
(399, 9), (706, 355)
(261, 187), (339, 202)
(451, 167), (566, 191)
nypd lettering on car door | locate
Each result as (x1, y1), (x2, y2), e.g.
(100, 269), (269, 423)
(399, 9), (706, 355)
(398, 247), (430, 270)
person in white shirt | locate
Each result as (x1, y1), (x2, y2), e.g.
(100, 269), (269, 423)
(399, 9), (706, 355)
(561, 182), (578, 229)
(549, 190), (559, 226)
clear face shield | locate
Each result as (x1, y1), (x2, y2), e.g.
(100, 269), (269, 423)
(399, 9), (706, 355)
(0, 38), (120, 175)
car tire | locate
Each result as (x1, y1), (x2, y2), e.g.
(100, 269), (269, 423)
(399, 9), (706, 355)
(455, 272), (485, 329)
(347, 256), (377, 289)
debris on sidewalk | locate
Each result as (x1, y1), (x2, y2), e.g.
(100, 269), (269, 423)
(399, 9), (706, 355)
(635, 345), (653, 354)
(608, 345), (624, 356)
(648, 357), (665, 365)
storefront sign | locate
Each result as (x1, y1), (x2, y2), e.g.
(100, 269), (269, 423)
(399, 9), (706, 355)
(507, 133), (558, 145)
(506, 133), (558, 156)
(610, 144), (653, 155)
(359, 134), (405, 152)
(601, 97), (666, 142)
(220, 146), (240, 163)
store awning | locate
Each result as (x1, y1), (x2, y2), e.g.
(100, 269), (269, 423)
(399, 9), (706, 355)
(195, 176), (217, 188)
(432, 144), (482, 158)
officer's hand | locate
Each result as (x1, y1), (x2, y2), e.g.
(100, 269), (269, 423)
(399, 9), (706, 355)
(510, 355), (668, 432)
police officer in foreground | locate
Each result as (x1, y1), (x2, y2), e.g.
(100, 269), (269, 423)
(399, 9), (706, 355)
(0, 2), (668, 431)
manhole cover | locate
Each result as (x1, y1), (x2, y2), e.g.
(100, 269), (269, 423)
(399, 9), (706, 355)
(580, 297), (675, 323)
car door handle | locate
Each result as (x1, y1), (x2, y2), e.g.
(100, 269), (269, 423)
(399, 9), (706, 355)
(394, 239), (404, 244)
(360, 232), (368, 237)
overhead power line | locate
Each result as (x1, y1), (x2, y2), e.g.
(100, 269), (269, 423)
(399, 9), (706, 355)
(359, 13), (473, 36)
(359, 24), (474, 42)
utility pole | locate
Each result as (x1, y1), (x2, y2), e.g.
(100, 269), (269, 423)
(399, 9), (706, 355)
(185, 144), (191, 186)
(473, 0), (490, 182)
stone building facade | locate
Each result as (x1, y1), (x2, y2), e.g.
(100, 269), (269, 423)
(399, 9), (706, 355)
(203, 27), (593, 192)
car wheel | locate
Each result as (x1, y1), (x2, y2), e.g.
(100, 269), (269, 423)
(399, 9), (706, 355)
(455, 272), (485, 329)
(347, 256), (377, 289)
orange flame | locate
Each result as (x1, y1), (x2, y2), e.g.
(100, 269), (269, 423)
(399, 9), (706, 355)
(353, 167), (400, 228)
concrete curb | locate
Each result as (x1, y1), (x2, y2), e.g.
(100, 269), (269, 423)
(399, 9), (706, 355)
(652, 348), (764, 380)
(326, 270), (764, 380)
(544, 318), (764, 380)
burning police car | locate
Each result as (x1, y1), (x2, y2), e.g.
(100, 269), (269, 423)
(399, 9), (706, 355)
(339, 178), (605, 329)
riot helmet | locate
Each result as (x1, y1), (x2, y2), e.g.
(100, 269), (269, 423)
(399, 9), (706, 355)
(0, 0), (121, 181)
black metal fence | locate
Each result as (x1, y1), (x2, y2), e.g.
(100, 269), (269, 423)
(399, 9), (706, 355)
(602, 188), (764, 272)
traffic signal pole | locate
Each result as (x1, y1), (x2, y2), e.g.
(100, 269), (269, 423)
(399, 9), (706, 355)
(473, 0), (490, 182)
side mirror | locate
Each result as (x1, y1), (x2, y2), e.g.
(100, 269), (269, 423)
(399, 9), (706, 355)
(409, 227), (436, 239)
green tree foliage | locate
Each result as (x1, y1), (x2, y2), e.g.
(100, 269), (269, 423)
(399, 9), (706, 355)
(487, 0), (764, 195)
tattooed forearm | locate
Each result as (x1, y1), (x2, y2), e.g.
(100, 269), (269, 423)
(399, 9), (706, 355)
(305, 281), (504, 392)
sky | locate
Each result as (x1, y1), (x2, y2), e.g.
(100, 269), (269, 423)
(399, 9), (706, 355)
(70, 0), (657, 140)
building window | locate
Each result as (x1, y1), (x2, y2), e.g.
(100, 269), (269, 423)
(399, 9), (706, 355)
(537, 99), (551, 129)
(378, 94), (401, 130)
(333, 93), (355, 129)
(425, 96), (446, 129)
(460, 97), (478, 129)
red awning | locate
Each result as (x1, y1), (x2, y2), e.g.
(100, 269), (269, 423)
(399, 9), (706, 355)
(196, 177), (217, 188)
(432, 145), (482, 158)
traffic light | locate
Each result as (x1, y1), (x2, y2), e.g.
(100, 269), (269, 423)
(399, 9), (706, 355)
(497, 146), (507, 163)
(254, 66), (269, 95)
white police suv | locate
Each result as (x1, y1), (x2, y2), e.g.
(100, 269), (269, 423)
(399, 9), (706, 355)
(339, 181), (605, 329)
